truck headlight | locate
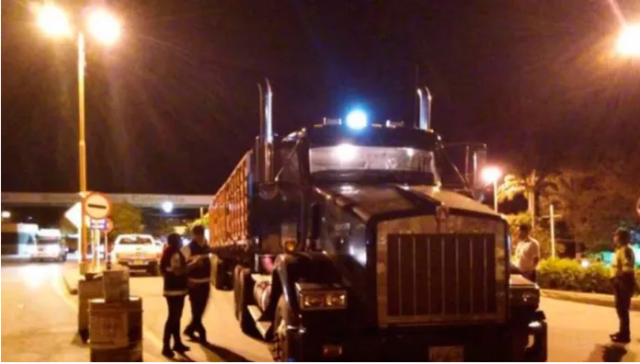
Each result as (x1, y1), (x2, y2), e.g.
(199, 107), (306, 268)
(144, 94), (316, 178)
(299, 290), (347, 310)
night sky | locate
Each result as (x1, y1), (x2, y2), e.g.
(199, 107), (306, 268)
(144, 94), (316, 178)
(2, 0), (639, 195)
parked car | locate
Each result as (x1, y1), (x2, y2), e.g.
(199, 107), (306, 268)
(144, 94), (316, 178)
(110, 234), (162, 275)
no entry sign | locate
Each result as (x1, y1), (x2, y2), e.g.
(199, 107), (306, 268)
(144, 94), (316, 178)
(84, 192), (112, 220)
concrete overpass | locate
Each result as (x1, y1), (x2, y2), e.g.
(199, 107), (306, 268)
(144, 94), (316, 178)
(1, 192), (213, 208)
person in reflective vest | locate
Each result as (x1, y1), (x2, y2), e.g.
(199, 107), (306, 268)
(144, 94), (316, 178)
(181, 225), (212, 343)
(160, 233), (191, 358)
(610, 228), (636, 344)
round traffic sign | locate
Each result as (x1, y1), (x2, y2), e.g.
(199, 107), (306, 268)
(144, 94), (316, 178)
(84, 192), (112, 219)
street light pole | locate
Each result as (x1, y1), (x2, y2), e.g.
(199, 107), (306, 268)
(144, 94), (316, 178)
(77, 32), (89, 274)
(493, 180), (498, 212)
(35, 4), (121, 276)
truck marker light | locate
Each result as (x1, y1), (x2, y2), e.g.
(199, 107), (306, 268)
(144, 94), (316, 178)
(322, 345), (343, 358)
(284, 239), (297, 253)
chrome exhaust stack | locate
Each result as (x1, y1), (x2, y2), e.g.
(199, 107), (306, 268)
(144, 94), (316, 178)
(257, 79), (274, 183)
(417, 86), (432, 131)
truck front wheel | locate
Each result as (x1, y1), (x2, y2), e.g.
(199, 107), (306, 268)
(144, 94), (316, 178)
(272, 296), (293, 362)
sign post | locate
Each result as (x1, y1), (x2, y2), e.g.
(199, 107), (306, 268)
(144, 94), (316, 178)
(550, 204), (556, 259)
(105, 218), (114, 271)
(84, 192), (112, 273)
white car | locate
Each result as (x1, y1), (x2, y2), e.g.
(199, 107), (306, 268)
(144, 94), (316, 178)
(111, 234), (162, 275)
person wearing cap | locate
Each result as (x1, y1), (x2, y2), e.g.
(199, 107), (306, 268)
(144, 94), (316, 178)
(181, 225), (212, 343)
(514, 223), (541, 283)
(610, 228), (636, 344)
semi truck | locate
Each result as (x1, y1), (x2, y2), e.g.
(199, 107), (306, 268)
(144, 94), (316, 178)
(207, 81), (547, 361)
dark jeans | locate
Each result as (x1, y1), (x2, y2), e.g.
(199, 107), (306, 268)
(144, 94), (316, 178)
(163, 295), (186, 347)
(614, 275), (635, 337)
(186, 283), (210, 338)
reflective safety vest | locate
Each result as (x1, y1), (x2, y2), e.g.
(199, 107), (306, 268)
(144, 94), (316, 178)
(612, 245), (635, 277)
(181, 241), (212, 285)
(162, 250), (188, 296)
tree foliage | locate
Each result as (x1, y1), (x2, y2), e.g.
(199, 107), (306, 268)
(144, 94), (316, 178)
(108, 203), (143, 239)
(498, 170), (556, 228)
(544, 167), (640, 250)
(187, 213), (209, 231)
(144, 215), (181, 238)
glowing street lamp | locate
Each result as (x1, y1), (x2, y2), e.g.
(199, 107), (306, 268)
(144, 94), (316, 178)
(162, 201), (174, 214)
(36, 4), (71, 37)
(87, 9), (121, 45)
(617, 24), (640, 57)
(481, 166), (503, 212)
(35, 3), (121, 276)
(1, 211), (11, 219)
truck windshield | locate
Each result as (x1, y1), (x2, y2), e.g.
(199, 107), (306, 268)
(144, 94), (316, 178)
(309, 144), (438, 184)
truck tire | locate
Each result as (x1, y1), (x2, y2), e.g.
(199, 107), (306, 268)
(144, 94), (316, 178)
(272, 296), (295, 362)
(233, 265), (244, 320)
(237, 268), (259, 338)
(214, 258), (228, 290)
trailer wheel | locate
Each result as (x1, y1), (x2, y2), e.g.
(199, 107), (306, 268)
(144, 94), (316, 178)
(214, 258), (232, 290)
(272, 296), (293, 362)
(238, 268), (259, 337)
(233, 265), (244, 320)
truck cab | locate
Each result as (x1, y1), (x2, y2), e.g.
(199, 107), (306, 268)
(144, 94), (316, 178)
(211, 82), (547, 361)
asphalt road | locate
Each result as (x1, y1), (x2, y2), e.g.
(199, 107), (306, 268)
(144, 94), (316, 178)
(2, 260), (639, 362)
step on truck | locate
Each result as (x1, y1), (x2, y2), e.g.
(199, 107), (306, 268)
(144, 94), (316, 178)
(207, 81), (547, 361)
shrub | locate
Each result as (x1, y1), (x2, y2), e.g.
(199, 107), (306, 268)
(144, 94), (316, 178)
(537, 258), (639, 295)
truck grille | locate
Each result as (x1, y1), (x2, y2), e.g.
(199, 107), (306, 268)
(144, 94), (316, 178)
(378, 230), (505, 326)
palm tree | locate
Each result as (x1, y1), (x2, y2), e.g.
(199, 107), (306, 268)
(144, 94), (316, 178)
(497, 170), (555, 228)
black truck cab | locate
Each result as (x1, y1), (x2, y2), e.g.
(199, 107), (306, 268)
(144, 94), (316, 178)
(210, 83), (547, 362)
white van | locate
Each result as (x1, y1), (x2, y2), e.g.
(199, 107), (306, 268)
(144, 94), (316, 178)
(111, 234), (162, 275)
(31, 229), (68, 262)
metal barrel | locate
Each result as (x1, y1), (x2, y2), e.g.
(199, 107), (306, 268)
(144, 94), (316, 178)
(89, 297), (143, 362)
(78, 274), (104, 343)
(103, 269), (130, 303)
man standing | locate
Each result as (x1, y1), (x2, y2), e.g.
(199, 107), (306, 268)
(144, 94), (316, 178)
(181, 225), (212, 343)
(514, 224), (541, 283)
(610, 228), (636, 344)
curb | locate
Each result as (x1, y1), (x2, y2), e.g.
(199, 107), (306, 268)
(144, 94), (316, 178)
(62, 274), (79, 295)
(541, 289), (640, 312)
